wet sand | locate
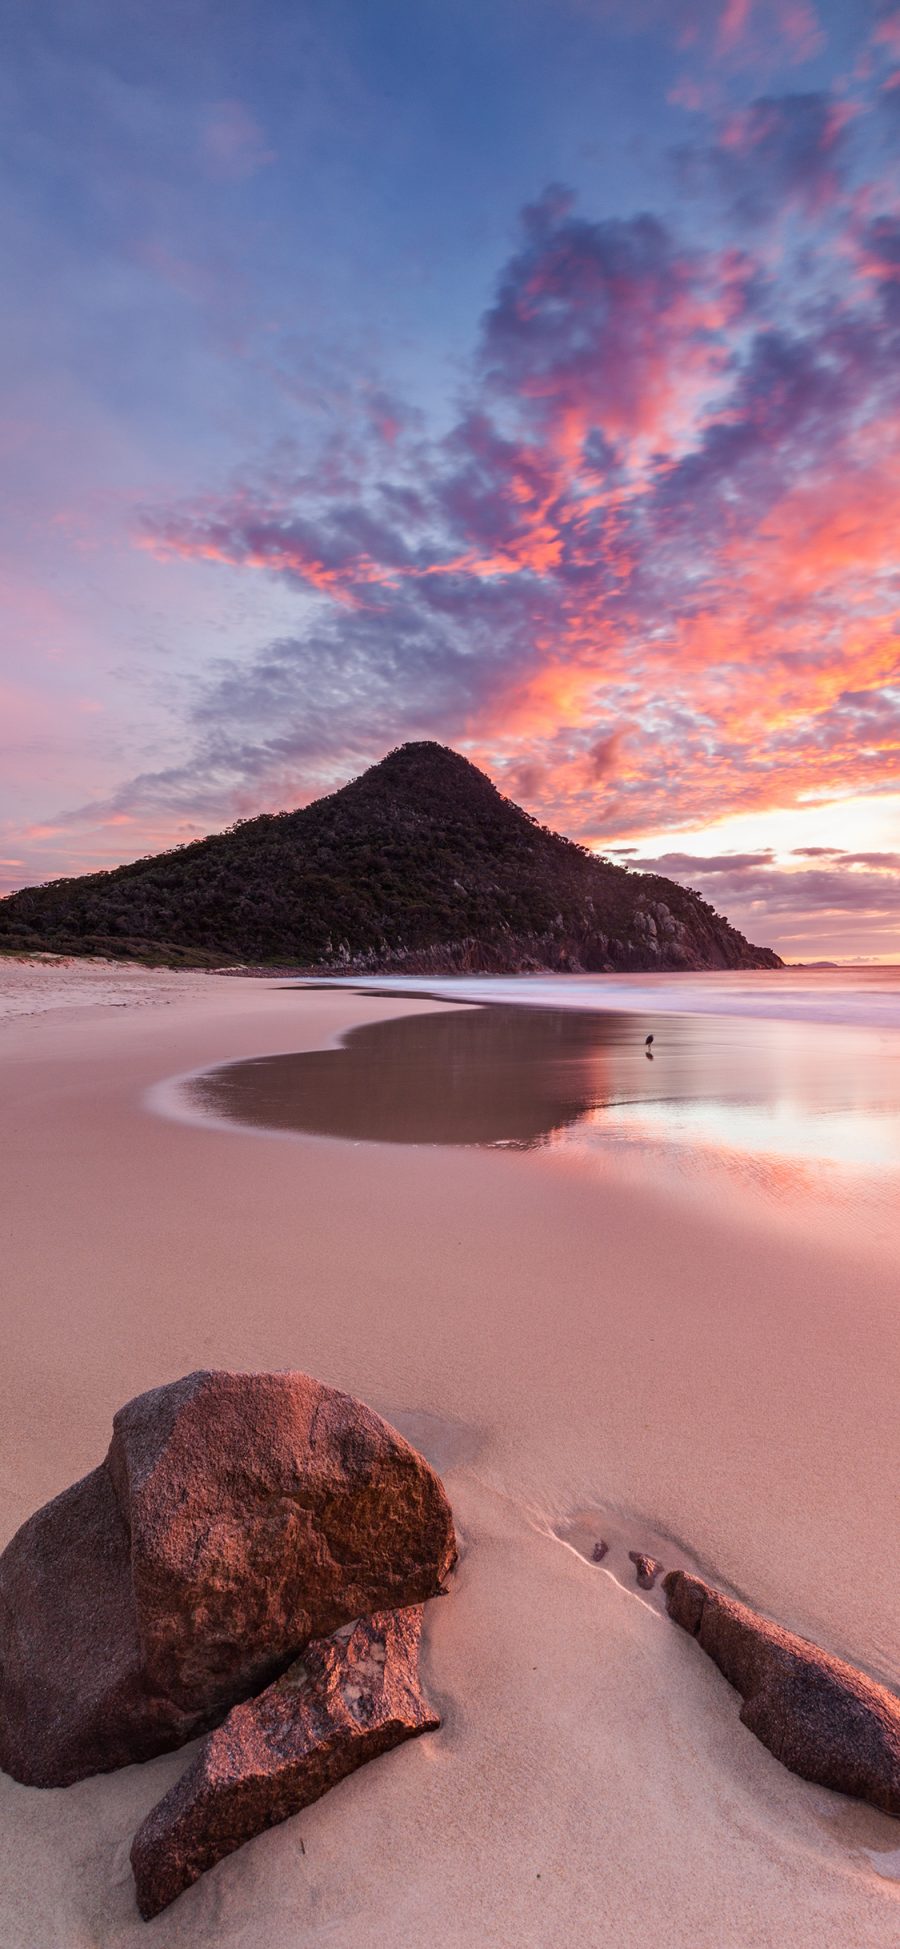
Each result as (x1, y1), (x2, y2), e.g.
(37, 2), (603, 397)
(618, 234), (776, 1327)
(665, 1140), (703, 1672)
(0, 964), (898, 1946)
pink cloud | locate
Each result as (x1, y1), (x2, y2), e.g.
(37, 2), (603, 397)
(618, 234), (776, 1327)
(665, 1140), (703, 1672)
(873, 10), (900, 53)
(716, 0), (753, 56)
(199, 101), (274, 183)
(122, 157), (900, 865)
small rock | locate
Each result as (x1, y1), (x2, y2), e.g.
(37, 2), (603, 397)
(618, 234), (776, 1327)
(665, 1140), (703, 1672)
(0, 1370), (456, 1786)
(664, 1570), (900, 1816)
(131, 1606), (438, 1919)
(591, 1540), (609, 1564)
(629, 1551), (663, 1589)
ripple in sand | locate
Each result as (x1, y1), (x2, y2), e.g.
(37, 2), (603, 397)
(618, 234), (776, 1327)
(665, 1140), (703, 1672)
(551, 1508), (703, 1606)
(809, 1794), (900, 1880)
(381, 1407), (481, 1473)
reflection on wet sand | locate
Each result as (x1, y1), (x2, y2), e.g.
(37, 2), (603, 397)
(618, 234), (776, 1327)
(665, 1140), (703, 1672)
(185, 997), (900, 1188)
(188, 1004), (650, 1147)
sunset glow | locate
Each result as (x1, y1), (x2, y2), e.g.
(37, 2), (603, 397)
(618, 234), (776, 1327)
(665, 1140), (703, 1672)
(1, 0), (898, 957)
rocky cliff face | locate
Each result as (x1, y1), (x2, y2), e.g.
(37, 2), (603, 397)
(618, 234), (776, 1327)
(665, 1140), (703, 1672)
(325, 894), (775, 976)
(0, 742), (781, 972)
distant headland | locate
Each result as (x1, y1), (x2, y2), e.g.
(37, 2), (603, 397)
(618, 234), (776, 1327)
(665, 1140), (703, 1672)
(0, 742), (781, 973)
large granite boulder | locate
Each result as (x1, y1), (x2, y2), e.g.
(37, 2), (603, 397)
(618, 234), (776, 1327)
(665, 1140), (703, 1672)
(0, 1371), (456, 1787)
(664, 1570), (900, 1815)
(131, 1605), (438, 1918)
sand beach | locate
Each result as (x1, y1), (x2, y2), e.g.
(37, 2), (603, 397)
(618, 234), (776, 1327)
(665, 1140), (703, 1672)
(0, 959), (898, 1947)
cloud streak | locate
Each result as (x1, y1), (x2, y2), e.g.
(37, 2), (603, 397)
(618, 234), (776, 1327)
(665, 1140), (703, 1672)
(631, 847), (900, 955)
(2, 0), (898, 958)
(131, 133), (900, 868)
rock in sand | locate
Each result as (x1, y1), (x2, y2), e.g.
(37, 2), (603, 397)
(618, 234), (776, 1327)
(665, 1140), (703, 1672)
(629, 1551), (663, 1589)
(131, 1604), (439, 1918)
(0, 1370), (456, 1787)
(664, 1569), (900, 1816)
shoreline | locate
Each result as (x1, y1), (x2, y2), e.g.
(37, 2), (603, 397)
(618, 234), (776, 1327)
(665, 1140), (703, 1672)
(0, 964), (898, 1945)
(299, 965), (900, 1031)
(4, 950), (898, 1033)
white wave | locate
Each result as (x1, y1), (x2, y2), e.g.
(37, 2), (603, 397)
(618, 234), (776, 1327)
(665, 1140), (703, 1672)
(299, 968), (900, 1032)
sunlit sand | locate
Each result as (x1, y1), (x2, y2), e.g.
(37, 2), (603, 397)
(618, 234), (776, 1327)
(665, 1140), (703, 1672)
(164, 976), (900, 1252)
(1, 962), (898, 1945)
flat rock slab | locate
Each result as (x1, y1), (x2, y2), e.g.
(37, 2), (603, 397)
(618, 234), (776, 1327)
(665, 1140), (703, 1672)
(131, 1605), (438, 1919)
(0, 1370), (456, 1786)
(664, 1569), (900, 1816)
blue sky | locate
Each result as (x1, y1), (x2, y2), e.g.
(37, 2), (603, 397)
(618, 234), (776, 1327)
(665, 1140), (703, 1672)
(2, 0), (899, 957)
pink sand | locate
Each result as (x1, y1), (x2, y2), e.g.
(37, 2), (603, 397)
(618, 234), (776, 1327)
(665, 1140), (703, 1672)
(0, 961), (898, 1946)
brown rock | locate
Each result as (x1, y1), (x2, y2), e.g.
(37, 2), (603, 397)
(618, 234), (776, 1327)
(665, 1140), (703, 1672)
(131, 1606), (438, 1919)
(664, 1570), (900, 1816)
(0, 1371), (456, 1787)
(629, 1551), (663, 1589)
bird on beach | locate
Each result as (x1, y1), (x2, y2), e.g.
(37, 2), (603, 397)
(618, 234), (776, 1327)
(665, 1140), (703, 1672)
(645, 1033), (654, 1047)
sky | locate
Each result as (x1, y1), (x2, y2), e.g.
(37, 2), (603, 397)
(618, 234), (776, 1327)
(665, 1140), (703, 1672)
(1, 0), (899, 961)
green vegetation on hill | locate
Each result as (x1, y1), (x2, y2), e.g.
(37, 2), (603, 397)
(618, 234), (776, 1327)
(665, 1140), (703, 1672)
(0, 743), (781, 972)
